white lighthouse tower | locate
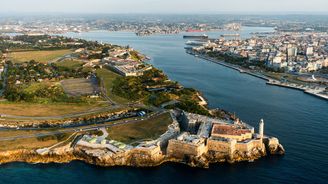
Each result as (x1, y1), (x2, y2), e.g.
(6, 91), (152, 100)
(259, 119), (264, 139)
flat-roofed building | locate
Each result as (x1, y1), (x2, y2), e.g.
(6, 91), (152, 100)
(211, 124), (252, 141)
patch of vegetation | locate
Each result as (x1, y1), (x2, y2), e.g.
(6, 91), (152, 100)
(176, 100), (210, 116)
(4, 60), (93, 103)
(0, 102), (109, 117)
(0, 132), (72, 151)
(55, 59), (84, 70)
(147, 92), (171, 106)
(112, 68), (172, 101)
(111, 68), (210, 115)
(129, 50), (144, 61)
(4, 81), (84, 103)
(112, 77), (146, 100)
(107, 112), (172, 144)
(8, 49), (72, 64)
(36, 133), (69, 142)
(95, 68), (129, 104)
(207, 51), (248, 66)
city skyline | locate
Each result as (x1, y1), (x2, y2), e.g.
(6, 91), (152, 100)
(1, 0), (328, 14)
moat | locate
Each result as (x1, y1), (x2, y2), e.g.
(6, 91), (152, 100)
(1, 27), (327, 184)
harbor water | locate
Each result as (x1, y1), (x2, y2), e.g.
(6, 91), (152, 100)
(1, 27), (327, 184)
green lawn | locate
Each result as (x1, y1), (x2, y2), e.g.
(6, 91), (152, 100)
(0, 131), (72, 151)
(106, 112), (173, 144)
(264, 72), (307, 85)
(0, 101), (108, 117)
(56, 59), (84, 69)
(96, 68), (130, 104)
(9, 49), (72, 64)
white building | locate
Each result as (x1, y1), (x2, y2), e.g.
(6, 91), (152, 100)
(306, 47), (314, 56)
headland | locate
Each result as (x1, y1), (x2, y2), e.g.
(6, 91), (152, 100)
(0, 34), (284, 168)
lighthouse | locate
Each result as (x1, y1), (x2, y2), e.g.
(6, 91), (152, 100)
(259, 119), (264, 139)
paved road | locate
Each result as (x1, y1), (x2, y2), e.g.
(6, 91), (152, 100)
(0, 105), (125, 120)
(0, 111), (167, 141)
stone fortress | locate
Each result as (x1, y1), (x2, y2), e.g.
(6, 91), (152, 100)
(69, 110), (284, 168)
(24, 110), (284, 168)
(166, 111), (284, 164)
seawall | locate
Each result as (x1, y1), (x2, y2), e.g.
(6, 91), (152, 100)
(187, 51), (328, 101)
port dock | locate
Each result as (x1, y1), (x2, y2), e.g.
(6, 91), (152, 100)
(186, 50), (328, 101)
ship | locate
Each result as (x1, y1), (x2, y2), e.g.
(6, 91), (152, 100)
(183, 34), (208, 39)
(185, 40), (205, 46)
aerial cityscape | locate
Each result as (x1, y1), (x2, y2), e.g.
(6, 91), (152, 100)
(0, 0), (327, 184)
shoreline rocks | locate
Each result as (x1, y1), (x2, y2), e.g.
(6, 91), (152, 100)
(0, 140), (284, 168)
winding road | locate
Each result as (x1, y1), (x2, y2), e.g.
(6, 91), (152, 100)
(0, 110), (167, 141)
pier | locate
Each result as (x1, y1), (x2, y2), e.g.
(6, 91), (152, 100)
(266, 80), (328, 101)
(186, 50), (328, 101)
(186, 50), (269, 81)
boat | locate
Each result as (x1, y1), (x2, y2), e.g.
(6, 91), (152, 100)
(185, 40), (205, 46)
(220, 33), (240, 37)
(183, 34), (208, 39)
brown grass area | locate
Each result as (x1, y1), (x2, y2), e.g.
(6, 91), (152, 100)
(0, 132), (71, 151)
(61, 78), (95, 96)
(0, 129), (65, 138)
(8, 49), (72, 63)
(0, 102), (107, 117)
(107, 112), (173, 144)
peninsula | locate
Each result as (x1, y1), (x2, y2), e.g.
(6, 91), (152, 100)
(0, 34), (284, 168)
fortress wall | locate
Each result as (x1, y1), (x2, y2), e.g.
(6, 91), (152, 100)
(207, 139), (232, 154)
(235, 139), (264, 152)
(134, 145), (162, 156)
(157, 113), (181, 150)
(166, 140), (207, 158)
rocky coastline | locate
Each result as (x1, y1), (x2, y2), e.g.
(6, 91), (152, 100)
(0, 140), (284, 168)
(0, 109), (285, 169)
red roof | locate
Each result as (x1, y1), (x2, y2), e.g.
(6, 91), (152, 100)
(212, 124), (251, 136)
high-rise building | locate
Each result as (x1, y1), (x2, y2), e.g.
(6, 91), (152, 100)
(287, 47), (298, 57)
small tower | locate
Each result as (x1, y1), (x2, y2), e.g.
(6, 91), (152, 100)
(259, 119), (264, 139)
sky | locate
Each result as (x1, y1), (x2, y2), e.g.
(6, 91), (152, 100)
(1, 0), (328, 14)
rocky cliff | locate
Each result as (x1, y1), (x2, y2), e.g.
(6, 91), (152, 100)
(0, 140), (284, 168)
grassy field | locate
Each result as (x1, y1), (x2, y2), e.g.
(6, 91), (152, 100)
(96, 68), (129, 104)
(264, 72), (308, 85)
(8, 49), (72, 63)
(23, 81), (58, 93)
(56, 59), (84, 69)
(0, 132), (72, 151)
(0, 129), (60, 138)
(107, 112), (173, 144)
(61, 78), (96, 97)
(0, 102), (108, 117)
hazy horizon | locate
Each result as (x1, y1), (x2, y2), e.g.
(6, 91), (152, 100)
(1, 0), (328, 14)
